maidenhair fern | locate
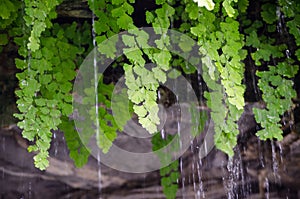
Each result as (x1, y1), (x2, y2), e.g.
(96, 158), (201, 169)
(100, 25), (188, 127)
(244, 0), (299, 140)
(278, 0), (300, 61)
(189, 0), (246, 156)
(24, 0), (61, 52)
(14, 18), (90, 169)
(152, 133), (180, 199)
(3, 1), (299, 198)
(59, 116), (90, 167)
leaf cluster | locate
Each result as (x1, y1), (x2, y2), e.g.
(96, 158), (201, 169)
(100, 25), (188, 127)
(244, 0), (299, 140)
(152, 133), (180, 199)
(14, 20), (90, 169)
(188, 0), (246, 156)
(24, 0), (61, 52)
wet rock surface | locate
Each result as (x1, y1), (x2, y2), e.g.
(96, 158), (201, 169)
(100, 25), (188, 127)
(1, 103), (300, 199)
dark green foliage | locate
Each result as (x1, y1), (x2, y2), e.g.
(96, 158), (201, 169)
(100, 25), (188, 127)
(152, 133), (180, 199)
(59, 116), (90, 167)
(243, 0), (299, 140)
(13, 3), (92, 168)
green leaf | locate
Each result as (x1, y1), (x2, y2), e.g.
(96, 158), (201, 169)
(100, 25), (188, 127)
(185, 2), (199, 20)
(112, 0), (124, 5)
(167, 69), (181, 79)
(122, 35), (136, 47)
(237, 0), (249, 13)
(97, 133), (113, 153)
(269, 75), (282, 86)
(117, 14), (134, 29)
(94, 20), (109, 34)
(0, 34), (8, 45)
(35, 98), (46, 106)
(295, 49), (300, 60)
(170, 172), (179, 182)
(61, 103), (73, 115)
(191, 24), (207, 37)
(133, 104), (147, 117)
(0, 0), (17, 19)
(112, 6), (126, 17)
(39, 74), (52, 85)
(153, 51), (171, 71)
(246, 31), (260, 47)
(142, 72), (159, 90)
(124, 49), (145, 66)
(145, 11), (154, 24)
(202, 56), (216, 80)
(33, 151), (49, 170)
(139, 116), (157, 134)
(60, 117), (90, 167)
(98, 36), (117, 59)
(128, 89), (145, 104)
(256, 125), (283, 140)
(193, 0), (215, 11)
(261, 3), (277, 24)
(223, 0), (236, 17)
(133, 65), (148, 77)
(277, 62), (299, 78)
(15, 58), (27, 70)
(28, 35), (40, 52)
(152, 67), (167, 83)
(122, 2), (134, 15)
(215, 133), (235, 157)
(178, 35), (195, 52)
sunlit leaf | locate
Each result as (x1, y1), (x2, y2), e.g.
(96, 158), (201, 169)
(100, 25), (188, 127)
(193, 0), (215, 11)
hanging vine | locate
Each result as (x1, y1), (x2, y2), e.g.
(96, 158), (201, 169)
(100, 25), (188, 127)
(0, 0), (19, 52)
(152, 133), (180, 199)
(13, 0), (92, 169)
(243, 0), (299, 140)
(188, 0), (247, 156)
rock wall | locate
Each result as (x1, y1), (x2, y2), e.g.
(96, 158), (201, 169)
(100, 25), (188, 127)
(1, 103), (300, 198)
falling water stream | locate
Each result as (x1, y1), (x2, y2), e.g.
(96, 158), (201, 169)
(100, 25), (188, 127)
(91, 4), (102, 195)
(223, 150), (246, 199)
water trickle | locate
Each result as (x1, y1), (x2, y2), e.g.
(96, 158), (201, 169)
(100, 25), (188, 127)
(170, 73), (185, 198)
(170, 15), (173, 29)
(277, 142), (285, 170)
(223, 149), (248, 199)
(53, 131), (58, 156)
(197, 64), (205, 102)
(223, 157), (237, 199)
(190, 144), (197, 198)
(189, 136), (205, 198)
(158, 89), (166, 139)
(2, 137), (5, 152)
(265, 177), (270, 199)
(196, 157), (205, 199)
(238, 150), (247, 197)
(271, 140), (280, 184)
(258, 140), (265, 168)
(91, 1), (102, 194)
(28, 181), (32, 199)
(276, 6), (283, 34)
(1, 166), (4, 179)
(251, 68), (260, 101)
(179, 157), (186, 198)
(285, 49), (291, 58)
